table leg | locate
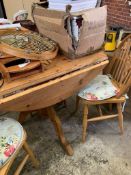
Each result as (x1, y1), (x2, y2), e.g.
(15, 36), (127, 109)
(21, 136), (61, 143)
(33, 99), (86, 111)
(46, 106), (74, 156)
(18, 111), (30, 124)
(38, 109), (48, 120)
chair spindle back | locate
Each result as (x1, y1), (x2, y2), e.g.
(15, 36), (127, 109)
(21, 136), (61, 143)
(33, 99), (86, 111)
(106, 34), (131, 97)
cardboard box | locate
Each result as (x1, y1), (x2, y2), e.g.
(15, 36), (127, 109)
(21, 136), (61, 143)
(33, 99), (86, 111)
(32, 3), (107, 58)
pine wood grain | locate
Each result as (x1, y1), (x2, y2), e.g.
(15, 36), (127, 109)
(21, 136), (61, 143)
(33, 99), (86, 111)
(0, 51), (108, 98)
(0, 61), (108, 111)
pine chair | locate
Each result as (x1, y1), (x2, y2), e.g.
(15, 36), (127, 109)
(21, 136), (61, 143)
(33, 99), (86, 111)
(76, 34), (131, 142)
(0, 117), (39, 175)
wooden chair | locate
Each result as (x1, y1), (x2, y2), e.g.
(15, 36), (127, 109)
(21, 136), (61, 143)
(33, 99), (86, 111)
(0, 117), (39, 175)
(76, 34), (131, 142)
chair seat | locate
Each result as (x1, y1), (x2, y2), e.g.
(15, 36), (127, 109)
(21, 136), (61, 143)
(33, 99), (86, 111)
(0, 117), (23, 168)
(78, 75), (119, 101)
(81, 96), (126, 105)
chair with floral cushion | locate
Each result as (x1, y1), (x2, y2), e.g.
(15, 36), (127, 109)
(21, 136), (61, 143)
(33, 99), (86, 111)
(76, 34), (131, 142)
(0, 117), (39, 175)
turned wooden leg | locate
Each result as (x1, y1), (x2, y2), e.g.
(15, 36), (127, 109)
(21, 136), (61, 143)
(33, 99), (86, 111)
(97, 105), (103, 116)
(117, 103), (124, 134)
(18, 112), (30, 124)
(14, 155), (29, 175)
(38, 109), (49, 120)
(46, 106), (74, 156)
(82, 104), (88, 143)
(109, 104), (113, 112)
(63, 100), (67, 108)
(23, 141), (39, 168)
(73, 96), (80, 114)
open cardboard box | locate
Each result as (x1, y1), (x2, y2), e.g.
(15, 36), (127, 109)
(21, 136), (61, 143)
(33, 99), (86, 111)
(32, 2), (107, 58)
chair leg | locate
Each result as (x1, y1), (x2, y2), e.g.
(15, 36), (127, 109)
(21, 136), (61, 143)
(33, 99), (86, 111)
(63, 100), (67, 108)
(18, 112), (30, 124)
(23, 141), (39, 168)
(109, 104), (113, 112)
(97, 105), (103, 116)
(14, 155), (29, 175)
(74, 96), (80, 114)
(117, 103), (124, 134)
(69, 96), (80, 117)
(82, 104), (88, 143)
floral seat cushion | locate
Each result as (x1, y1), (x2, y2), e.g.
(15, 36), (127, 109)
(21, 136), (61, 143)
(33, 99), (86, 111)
(0, 117), (23, 168)
(78, 75), (119, 101)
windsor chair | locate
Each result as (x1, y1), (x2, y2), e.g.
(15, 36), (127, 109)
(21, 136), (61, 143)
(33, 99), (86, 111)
(0, 117), (39, 175)
(76, 34), (131, 142)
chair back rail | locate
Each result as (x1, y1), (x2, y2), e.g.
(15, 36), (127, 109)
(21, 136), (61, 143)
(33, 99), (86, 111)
(105, 34), (131, 97)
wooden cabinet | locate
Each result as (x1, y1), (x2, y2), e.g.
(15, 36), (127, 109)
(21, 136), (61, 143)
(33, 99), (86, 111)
(3, 0), (40, 20)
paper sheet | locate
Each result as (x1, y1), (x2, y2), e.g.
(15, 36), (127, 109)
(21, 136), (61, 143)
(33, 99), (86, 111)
(18, 60), (30, 68)
(48, 0), (97, 12)
(0, 18), (12, 24)
(0, 23), (21, 30)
